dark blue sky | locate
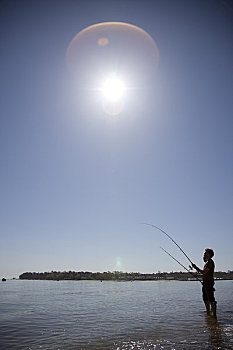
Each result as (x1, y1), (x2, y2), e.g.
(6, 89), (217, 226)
(1, 0), (233, 278)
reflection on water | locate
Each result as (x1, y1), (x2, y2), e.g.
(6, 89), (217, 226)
(114, 313), (233, 350)
(0, 280), (232, 350)
(205, 315), (223, 349)
(204, 312), (233, 350)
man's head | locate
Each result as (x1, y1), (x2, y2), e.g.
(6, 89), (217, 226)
(203, 248), (214, 262)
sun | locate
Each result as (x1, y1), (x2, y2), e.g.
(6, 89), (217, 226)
(101, 77), (125, 102)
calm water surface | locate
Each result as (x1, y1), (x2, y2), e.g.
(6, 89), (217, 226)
(0, 280), (232, 349)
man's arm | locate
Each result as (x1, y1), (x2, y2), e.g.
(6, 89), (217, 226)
(192, 263), (209, 275)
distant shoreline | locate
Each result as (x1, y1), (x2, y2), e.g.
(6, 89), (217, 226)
(4, 278), (233, 282)
(18, 270), (233, 282)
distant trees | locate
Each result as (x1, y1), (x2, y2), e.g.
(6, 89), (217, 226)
(19, 270), (233, 281)
(215, 270), (233, 280)
(19, 271), (135, 281)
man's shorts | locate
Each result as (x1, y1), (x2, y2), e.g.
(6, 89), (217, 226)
(202, 282), (216, 303)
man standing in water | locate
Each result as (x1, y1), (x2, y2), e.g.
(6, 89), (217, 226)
(192, 248), (217, 318)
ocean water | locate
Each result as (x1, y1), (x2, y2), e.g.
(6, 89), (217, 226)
(0, 279), (232, 350)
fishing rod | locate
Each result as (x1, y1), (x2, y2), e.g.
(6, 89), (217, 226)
(141, 222), (194, 269)
(160, 247), (202, 284)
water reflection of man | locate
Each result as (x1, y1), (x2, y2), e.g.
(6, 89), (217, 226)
(205, 316), (223, 348)
(192, 248), (217, 318)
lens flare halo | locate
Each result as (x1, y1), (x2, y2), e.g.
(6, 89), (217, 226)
(66, 21), (159, 115)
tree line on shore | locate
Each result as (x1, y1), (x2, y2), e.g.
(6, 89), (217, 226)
(19, 270), (233, 281)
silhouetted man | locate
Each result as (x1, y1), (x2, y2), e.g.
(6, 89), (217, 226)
(192, 248), (217, 318)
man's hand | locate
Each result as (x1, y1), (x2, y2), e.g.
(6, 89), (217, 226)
(192, 263), (198, 270)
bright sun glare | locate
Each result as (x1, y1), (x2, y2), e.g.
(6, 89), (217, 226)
(101, 77), (125, 102)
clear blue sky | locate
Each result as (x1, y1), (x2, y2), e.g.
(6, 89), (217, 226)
(1, 0), (232, 278)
